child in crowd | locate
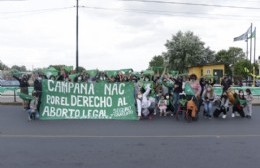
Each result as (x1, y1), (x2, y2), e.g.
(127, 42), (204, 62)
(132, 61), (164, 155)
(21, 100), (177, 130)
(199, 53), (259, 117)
(158, 95), (167, 116)
(245, 88), (253, 118)
(26, 91), (39, 121)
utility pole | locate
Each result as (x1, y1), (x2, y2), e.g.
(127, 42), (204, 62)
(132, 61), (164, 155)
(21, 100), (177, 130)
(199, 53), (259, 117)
(76, 0), (79, 73)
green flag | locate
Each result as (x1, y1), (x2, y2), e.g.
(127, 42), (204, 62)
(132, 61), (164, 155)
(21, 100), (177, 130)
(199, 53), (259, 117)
(86, 69), (99, 78)
(120, 69), (133, 75)
(44, 67), (59, 78)
(184, 82), (195, 96)
(69, 73), (80, 81)
(142, 70), (154, 77)
(105, 70), (118, 78)
(63, 66), (73, 73)
(18, 92), (34, 101)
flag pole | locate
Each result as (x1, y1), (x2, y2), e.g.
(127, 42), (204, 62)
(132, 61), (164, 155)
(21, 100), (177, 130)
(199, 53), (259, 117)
(246, 39), (249, 59)
(254, 27), (256, 64)
(76, 0), (79, 73)
(250, 23), (253, 63)
(253, 27), (256, 86)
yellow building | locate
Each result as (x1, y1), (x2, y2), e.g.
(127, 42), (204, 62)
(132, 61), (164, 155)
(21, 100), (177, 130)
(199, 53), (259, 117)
(188, 63), (225, 83)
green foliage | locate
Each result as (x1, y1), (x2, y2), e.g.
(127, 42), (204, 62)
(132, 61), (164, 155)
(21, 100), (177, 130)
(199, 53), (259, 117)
(11, 65), (27, 72)
(148, 55), (164, 73)
(233, 59), (252, 79)
(215, 47), (246, 76)
(77, 66), (86, 73)
(0, 60), (9, 70)
(48, 65), (66, 72)
(164, 31), (214, 73)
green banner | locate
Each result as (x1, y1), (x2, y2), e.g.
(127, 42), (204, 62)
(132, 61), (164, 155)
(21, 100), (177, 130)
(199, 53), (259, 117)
(39, 80), (137, 120)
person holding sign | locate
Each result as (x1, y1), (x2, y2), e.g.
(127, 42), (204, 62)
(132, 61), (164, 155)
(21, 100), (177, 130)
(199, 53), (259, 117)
(13, 74), (30, 110)
(136, 84), (154, 120)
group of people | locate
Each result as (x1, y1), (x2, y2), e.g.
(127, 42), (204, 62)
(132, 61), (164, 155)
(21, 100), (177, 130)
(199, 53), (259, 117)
(13, 67), (254, 121)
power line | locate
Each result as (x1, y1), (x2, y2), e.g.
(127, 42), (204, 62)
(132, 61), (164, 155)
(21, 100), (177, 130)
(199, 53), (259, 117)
(0, 7), (74, 19)
(83, 6), (260, 21)
(0, 7), (74, 14)
(121, 0), (260, 10)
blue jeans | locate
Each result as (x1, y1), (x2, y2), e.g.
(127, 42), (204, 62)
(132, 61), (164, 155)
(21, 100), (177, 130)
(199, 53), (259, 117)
(204, 101), (213, 117)
(173, 92), (180, 114)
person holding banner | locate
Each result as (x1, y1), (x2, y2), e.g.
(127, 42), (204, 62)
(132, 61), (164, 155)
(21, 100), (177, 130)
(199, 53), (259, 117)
(57, 69), (69, 81)
(32, 72), (42, 112)
(136, 84), (154, 120)
(13, 74), (30, 110)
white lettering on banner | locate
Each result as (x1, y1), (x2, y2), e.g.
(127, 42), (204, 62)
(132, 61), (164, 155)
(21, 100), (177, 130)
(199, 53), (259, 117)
(117, 97), (128, 106)
(70, 95), (112, 108)
(46, 95), (69, 106)
(42, 106), (108, 119)
(87, 109), (107, 119)
(104, 83), (125, 95)
(47, 80), (95, 95)
(112, 106), (133, 117)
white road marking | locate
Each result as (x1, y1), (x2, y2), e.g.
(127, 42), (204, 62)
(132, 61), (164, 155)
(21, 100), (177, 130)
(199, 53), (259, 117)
(1, 134), (260, 138)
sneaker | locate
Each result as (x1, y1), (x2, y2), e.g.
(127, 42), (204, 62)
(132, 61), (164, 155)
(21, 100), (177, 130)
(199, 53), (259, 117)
(222, 115), (227, 119)
(246, 115), (252, 119)
(231, 113), (235, 118)
(28, 114), (31, 121)
(235, 112), (240, 117)
(153, 112), (157, 115)
(138, 116), (142, 120)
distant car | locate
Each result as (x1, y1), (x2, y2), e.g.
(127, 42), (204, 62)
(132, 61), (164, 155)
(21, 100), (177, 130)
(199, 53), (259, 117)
(242, 80), (260, 87)
(255, 80), (260, 87)
(0, 80), (19, 87)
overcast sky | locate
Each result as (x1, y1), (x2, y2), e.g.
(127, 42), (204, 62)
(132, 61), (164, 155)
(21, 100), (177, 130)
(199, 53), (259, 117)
(0, 0), (259, 71)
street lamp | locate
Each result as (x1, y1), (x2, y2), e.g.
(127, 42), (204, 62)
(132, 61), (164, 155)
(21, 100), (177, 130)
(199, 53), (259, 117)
(258, 56), (260, 75)
(76, 0), (79, 73)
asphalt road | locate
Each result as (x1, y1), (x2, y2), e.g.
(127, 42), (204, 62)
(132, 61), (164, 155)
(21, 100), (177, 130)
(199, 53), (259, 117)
(0, 105), (260, 168)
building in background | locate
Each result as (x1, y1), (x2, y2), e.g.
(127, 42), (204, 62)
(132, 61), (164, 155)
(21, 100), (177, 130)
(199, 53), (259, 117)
(188, 63), (225, 84)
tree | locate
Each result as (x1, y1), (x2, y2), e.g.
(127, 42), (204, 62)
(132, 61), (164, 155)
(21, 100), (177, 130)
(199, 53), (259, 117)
(234, 59), (252, 79)
(148, 55), (165, 73)
(164, 31), (214, 73)
(77, 66), (86, 73)
(215, 47), (246, 76)
(11, 65), (27, 72)
(0, 60), (9, 70)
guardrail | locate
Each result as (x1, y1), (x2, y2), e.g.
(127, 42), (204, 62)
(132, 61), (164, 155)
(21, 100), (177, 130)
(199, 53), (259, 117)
(1, 86), (260, 103)
(0, 86), (34, 103)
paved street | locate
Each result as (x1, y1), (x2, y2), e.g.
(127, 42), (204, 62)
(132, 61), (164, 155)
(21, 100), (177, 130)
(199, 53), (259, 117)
(1, 105), (260, 168)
